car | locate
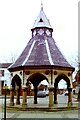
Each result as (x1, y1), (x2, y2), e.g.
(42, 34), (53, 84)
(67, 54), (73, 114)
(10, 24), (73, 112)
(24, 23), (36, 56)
(64, 91), (68, 96)
(45, 90), (49, 96)
(37, 91), (46, 97)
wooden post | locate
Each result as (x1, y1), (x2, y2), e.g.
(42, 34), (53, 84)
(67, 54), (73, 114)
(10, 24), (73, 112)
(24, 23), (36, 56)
(16, 86), (20, 105)
(68, 87), (72, 106)
(22, 86), (27, 107)
(54, 87), (58, 104)
(34, 86), (38, 104)
(10, 88), (14, 106)
(48, 86), (54, 107)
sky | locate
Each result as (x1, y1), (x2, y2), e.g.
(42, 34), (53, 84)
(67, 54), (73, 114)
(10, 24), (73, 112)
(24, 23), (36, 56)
(0, 0), (78, 68)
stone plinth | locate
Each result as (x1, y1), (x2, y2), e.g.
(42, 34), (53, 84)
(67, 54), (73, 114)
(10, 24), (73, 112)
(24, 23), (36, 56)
(10, 88), (14, 106)
(48, 87), (54, 107)
(22, 86), (27, 107)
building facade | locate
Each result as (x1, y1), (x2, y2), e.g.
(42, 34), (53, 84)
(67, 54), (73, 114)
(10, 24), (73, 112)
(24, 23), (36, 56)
(0, 63), (12, 95)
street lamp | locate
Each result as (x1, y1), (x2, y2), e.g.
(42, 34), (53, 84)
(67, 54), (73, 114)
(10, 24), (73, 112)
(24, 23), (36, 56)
(3, 83), (8, 120)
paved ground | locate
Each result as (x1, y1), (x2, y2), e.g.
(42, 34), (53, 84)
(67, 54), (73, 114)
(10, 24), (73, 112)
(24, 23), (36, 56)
(0, 94), (79, 119)
(0, 110), (79, 119)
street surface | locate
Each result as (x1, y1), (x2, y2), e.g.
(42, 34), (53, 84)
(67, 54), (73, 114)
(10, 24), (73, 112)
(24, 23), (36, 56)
(0, 94), (79, 119)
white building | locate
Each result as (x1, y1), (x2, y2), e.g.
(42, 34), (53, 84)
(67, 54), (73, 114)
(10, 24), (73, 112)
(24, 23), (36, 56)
(0, 63), (12, 94)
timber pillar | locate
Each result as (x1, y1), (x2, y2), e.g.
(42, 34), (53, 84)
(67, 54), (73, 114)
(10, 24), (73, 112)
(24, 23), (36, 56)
(10, 88), (14, 106)
(54, 87), (58, 104)
(77, 86), (80, 101)
(16, 86), (20, 105)
(48, 87), (54, 107)
(68, 87), (72, 106)
(22, 86), (27, 107)
(34, 86), (38, 104)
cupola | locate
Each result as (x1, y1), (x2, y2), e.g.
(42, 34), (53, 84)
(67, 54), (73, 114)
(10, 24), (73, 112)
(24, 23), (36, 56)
(31, 6), (53, 37)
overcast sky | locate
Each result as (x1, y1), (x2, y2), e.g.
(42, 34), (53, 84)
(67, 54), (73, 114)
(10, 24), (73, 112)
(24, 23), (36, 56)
(0, 0), (78, 68)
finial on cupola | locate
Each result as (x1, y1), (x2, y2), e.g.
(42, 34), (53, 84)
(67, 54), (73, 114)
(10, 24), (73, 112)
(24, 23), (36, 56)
(41, 0), (43, 10)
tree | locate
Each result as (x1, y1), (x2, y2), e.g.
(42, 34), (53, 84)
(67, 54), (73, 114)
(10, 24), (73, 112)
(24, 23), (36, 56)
(3, 52), (18, 63)
(76, 63), (80, 101)
(69, 55), (80, 101)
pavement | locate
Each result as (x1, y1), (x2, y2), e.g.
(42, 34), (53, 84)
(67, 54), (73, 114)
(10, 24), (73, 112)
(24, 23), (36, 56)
(0, 109), (79, 119)
(0, 95), (79, 119)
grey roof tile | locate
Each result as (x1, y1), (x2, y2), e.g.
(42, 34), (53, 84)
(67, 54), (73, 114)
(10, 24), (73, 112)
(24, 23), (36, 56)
(10, 35), (72, 68)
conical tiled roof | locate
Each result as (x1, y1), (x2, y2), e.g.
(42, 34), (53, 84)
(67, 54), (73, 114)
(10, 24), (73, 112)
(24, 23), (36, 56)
(9, 35), (72, 68)
(9, 6), (73, 70)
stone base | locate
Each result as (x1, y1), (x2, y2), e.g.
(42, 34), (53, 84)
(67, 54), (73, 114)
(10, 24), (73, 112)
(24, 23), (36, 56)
(54, 101), (58, 104)
(34, 101), (38, 104)
(49, 103), (54, 108)
(16, 101), (20, 105)
(67, 102), (72, 107)
(22, 103), (27, 108)
(77, 98), (80, 101)
(10, 102), (14, 106)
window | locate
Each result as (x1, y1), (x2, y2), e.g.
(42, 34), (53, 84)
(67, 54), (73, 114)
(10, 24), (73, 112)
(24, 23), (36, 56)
(1, 70), (4, 76)
(39, 18), (43, 22)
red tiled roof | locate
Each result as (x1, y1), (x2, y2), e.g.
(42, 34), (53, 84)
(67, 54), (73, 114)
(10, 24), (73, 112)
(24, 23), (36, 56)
(0, 63), (12, 68)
